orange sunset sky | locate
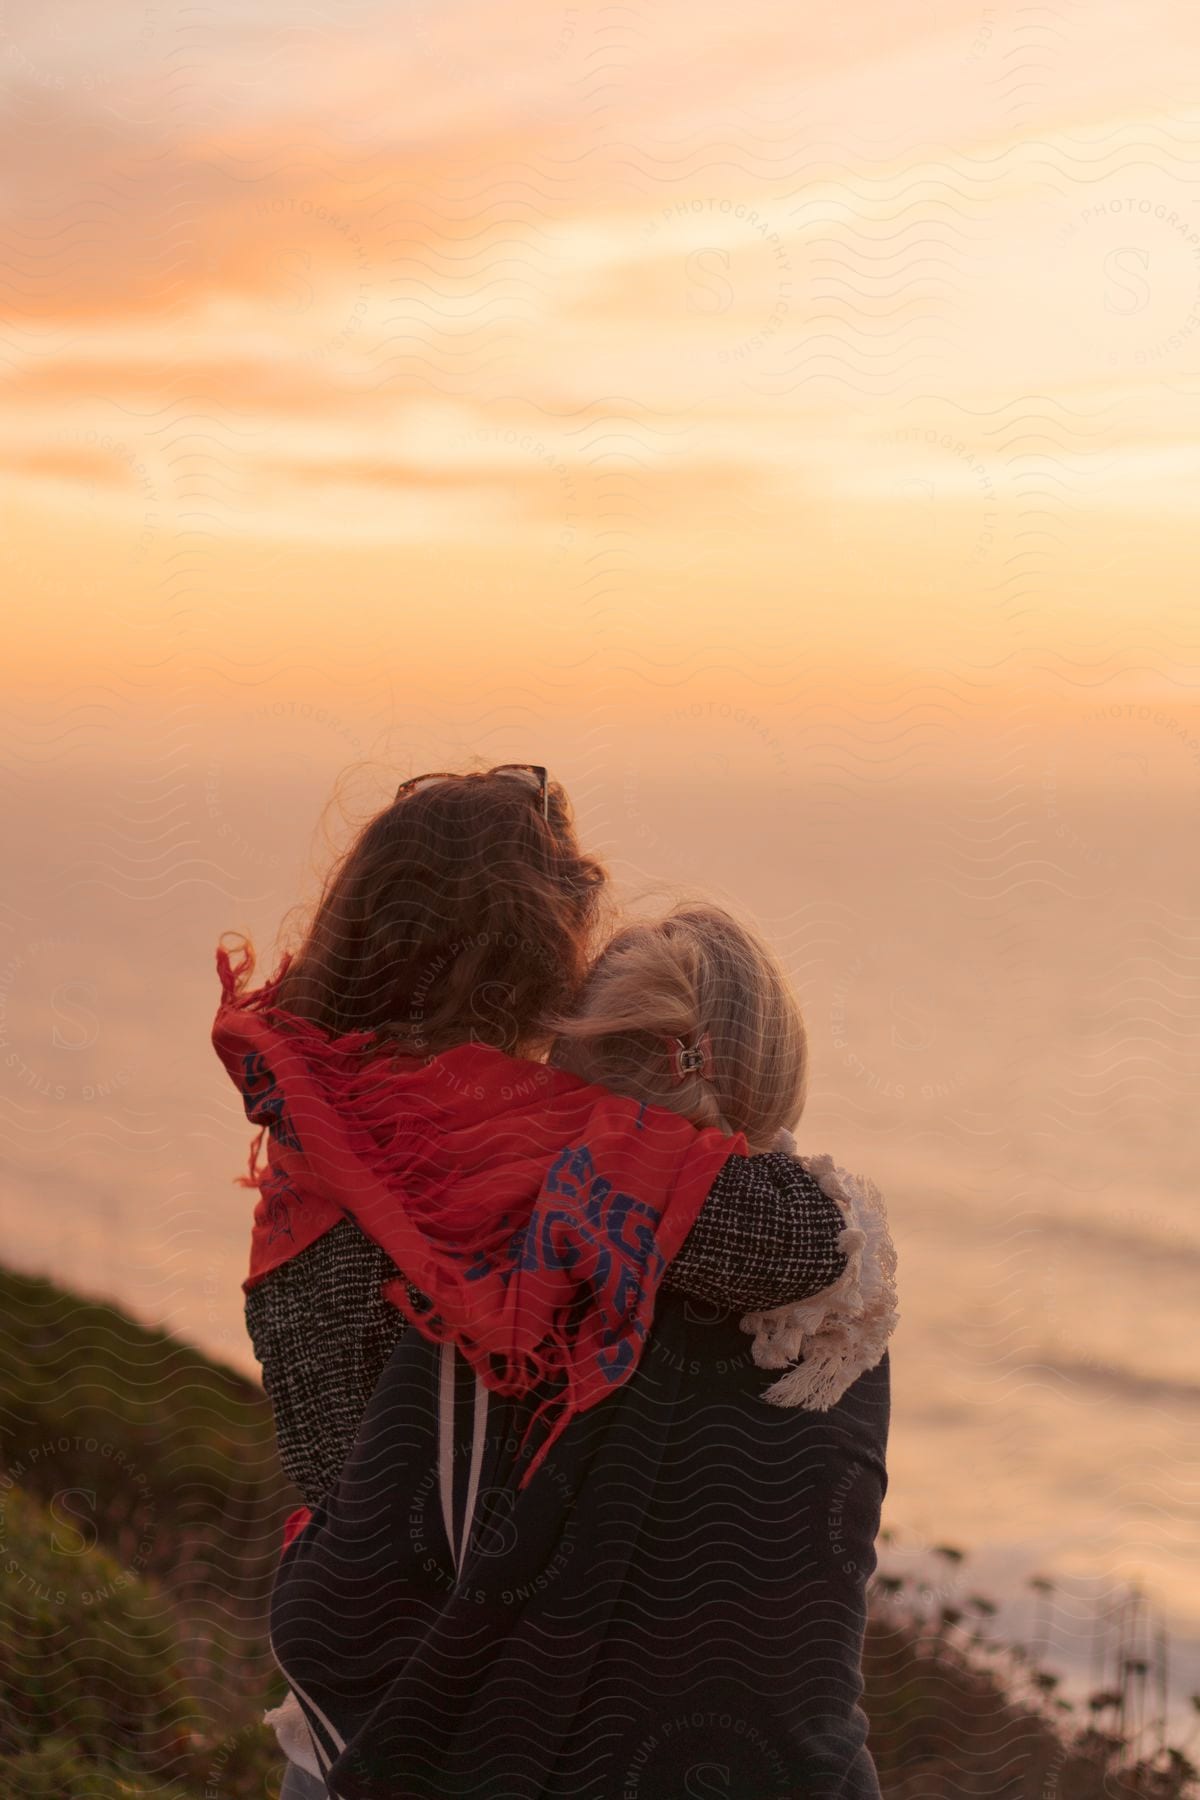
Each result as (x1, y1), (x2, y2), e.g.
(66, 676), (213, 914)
(2, 0), (1198, 764)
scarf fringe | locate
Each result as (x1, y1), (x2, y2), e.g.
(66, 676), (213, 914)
(738, 1154), (899, 1409)
(381, 1275), (570, 1404)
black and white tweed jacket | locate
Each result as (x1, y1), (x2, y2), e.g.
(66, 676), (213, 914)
(245, 1149), (860, 1509)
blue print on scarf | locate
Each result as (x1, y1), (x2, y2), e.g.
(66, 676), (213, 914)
(543, 1145), (663, 1267)
(543, 1142), (595, 1201)
(461, 1145), (666, 1360)
(596, 1316), (646, 1380)
(549, 1143), (666, 1384)
(261, 1161), (302, 1247)
(463, 1222), (525, 1289)
(239, 1051), (303, 1151)
(599, 1188), (663, 1274)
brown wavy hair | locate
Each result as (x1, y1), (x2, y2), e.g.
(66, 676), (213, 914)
(228, 767), (609, 1059)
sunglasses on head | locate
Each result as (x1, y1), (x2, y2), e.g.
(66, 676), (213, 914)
(394, 763), (550, 821)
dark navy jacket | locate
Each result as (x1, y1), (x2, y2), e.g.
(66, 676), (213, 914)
(270, 1288), (891, 1799)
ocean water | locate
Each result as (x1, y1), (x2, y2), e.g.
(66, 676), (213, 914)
(2, 747), (1197, 1724)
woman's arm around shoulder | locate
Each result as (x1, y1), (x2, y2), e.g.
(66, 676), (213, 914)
(664, 1140), (899, 1410)
(740, 1152), (898, 1412)
(663, 1141), (852, 1311)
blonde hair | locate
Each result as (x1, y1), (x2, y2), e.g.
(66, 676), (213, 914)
(546, 902), (808, 1152)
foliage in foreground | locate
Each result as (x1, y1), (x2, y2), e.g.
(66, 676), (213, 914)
(864, 1561), (1200, 1798)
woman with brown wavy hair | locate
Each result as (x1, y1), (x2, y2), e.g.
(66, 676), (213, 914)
(213, 762), (884, 1798)
(263, 764), (609, 1058)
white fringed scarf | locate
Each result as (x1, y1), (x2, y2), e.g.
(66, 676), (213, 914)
(739, 1151), (899, 1408)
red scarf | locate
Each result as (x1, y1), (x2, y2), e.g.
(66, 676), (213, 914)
(212, 943), (746, 1488)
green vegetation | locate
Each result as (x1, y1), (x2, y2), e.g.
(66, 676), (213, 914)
(0, 1266), (292, 1798)
(1, 1262), (1196, 1797)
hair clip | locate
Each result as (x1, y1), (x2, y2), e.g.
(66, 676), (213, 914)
(666, 1032), (713, 1083)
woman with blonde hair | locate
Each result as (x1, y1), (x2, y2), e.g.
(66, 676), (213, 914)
(245, 860), (897, 1798)
(549, 898), (810, 1143)
(548, 900), (896, 1409)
